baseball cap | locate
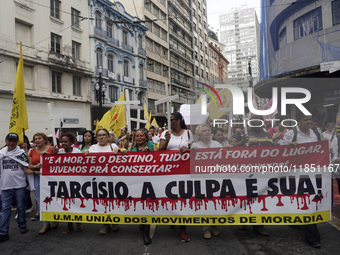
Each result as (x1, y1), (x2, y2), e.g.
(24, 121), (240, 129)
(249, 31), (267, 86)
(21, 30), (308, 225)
(6, 133), (19, 141)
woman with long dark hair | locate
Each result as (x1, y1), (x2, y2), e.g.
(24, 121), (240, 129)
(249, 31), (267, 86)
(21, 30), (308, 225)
(159, 112), (193, 243)
(79, 130), (96, 153)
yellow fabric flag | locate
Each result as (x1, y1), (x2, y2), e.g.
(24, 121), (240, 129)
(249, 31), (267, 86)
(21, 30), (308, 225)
(151, 118), (159, 129)
(95, 93), (126, 137)
(9, 42), (28, 144)
(144, 104), (151, 130)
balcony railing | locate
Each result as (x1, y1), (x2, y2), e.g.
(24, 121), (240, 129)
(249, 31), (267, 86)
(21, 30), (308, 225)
(95, 66), (108, 77)
(123, 75), (134, 84)
(107, 36), (119, 47)
(108, 71), (118, 81)
(94, 27), (106, 38)
(122, 43), (134, 53)
(138, 48), (146, 56)
(139, 79), (147, 87)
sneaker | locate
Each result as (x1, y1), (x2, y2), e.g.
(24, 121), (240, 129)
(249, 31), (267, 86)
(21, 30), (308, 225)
(20, 227), (28, 234)
(211, 226), (220, 236)
(0, 234), (9, 243)
(311, 243), (321, 248)
(255, 226), (269, 236)
(111, 224), (119, 232)
(15, 213), (18, 220)
(25, 207), (33, 214)
(203, 229), (211, 239)
(31, 215), (39, 221)
(99, 224), (111, 235)
(179, 230), (190, 243)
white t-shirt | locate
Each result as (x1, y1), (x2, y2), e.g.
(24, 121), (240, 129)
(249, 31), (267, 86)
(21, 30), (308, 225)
(58, 147), (81, 154)
(89, 143), (118, 153)
(191, 140), (222, 149)
(0, 147), (28, 190)
(160, 130), (194, 151)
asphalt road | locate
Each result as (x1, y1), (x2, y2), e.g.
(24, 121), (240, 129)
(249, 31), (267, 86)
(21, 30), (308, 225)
(2, 209), (340, 255)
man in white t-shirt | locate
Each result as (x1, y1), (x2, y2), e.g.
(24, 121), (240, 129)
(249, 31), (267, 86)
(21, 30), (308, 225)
(0, 133), (31, 242)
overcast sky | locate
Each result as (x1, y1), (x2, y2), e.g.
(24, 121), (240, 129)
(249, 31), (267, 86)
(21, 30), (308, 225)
(207, 0), (261, 35)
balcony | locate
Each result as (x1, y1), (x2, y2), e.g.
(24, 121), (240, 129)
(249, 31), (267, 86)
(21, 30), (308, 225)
(139, 79), (147, 87)
(94, 27), (106, 38)
(107, 36), (119, 47)
(138, 48), (146, 56)
(95, 66), (108, 77)
(122, 43), (134, 53)
(108, 71), (118, 81)
(123, 75), (134, 84)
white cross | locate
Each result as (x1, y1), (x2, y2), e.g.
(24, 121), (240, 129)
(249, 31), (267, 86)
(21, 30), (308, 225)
(130, 109), (148, 129)
(40, 103), (63, 146)
(155, 81), (178, 131)
(114, 89), (140, 133)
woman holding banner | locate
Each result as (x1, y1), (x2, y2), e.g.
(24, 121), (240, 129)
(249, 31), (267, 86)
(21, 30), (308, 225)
(159, 112), (193, 243)
(130, 129), (154, 245)
(28, 132), (58, 234)
(84, 128), (123, 235)
(191, 124), (223, 239)
(57, 132), (83, 234)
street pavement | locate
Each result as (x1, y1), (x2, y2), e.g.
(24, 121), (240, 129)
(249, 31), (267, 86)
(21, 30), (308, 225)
(2, 209), (340, 255)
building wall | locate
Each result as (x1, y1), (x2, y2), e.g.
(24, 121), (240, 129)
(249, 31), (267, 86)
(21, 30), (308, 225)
(0, 0), (92, 144)
(219, 5), (260, 91)
(88, 0), (147, 127)
(263, 0), (340, 77)
(208, 37), (229, 84)
(117, 0), (170, 117)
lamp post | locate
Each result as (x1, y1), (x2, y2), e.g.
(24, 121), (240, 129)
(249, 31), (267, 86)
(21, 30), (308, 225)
(95, 66), (106, 109)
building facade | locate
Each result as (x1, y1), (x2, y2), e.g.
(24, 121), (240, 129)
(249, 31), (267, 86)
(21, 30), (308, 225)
(208, 37), (229, 84)
(89, 0), (147, 129)
(256, 0), (340, 123)
(219, 5), (260, 91)
(118, 0), (170, 120)
(0, 0), (93, 143)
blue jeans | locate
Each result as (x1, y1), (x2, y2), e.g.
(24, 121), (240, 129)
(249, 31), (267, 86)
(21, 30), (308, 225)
(0, 187), (26, 235)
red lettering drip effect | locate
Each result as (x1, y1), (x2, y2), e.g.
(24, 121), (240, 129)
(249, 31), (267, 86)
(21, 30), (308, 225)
(46, 193), (325, 214)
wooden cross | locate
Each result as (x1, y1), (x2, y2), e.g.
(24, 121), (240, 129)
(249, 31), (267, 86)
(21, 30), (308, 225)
(155, 81), (178, 131)
(114, 89), (140, 133)
(40, 103), (63, 146)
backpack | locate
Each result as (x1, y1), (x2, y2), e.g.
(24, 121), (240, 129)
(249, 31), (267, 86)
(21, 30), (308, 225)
(291, 127), (321, 142)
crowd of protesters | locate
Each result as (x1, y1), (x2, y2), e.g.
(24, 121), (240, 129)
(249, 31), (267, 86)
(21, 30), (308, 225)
(0, 111), (339, 248)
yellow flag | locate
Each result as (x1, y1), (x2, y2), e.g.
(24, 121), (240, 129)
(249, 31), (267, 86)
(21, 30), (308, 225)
(9, 42), (28, 144)
(95, 93), (126, 137)
(144, 104), (151, 130)
(151, 118), (159, 129)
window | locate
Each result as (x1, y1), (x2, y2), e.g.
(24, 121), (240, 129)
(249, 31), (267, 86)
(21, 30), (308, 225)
(146, 38), (153, 51)
(51, 33), (61, 53)
(333, 0), (340, 25)
(138, 35), (143, 48)
(145, 0), (151, 11)
(139, 64), (144, 80)
(162, 48), (168, 59)
(72, 41), (80, 60)
(154, 24), (160, 37)
(96, 48), (103, 67)
(52, 71), (61, 93)
(160, 11), (166, 24)
(122, 30), (128, 44)
(153, 6), (159, 18)
(73, 76), (81, 96)
(154, 43), (161, 54)
(293, 7), (322, 40)
(145, 18), (152, 31)
(95, 11), (102, 29)
(161, 29), (167, 41)
(123, 60), (129, 76)
(71, 8), (80, 28)
(107, 54), (114, 72)
(107, 22), (113, 37)
(50, 0), (60, 19)
(109, 86), (119, 102)
(279, 27), (287, 48)
(155, 62), (161, 75)
(15, 20), (32, 47)
(128, 89), (133, 101)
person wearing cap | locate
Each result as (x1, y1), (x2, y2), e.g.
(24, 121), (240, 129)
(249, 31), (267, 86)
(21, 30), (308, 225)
(0, 133), (33, 242)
